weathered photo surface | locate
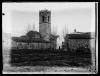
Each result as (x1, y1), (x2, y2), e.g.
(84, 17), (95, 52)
(2, 2), (98, 74)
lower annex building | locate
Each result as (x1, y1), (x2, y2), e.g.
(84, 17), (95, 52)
(62, 29), (95, 51)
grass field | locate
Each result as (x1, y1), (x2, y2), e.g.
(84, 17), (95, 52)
(10, 49), (92, 67)
(2, 48), (92, 73)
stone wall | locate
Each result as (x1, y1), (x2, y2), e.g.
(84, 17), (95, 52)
(68, 39), (90, 50)
(68, 38), (96, 68)
(11, 41), (56, 50)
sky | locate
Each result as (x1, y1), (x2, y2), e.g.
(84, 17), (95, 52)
(2, 2), (96, 47)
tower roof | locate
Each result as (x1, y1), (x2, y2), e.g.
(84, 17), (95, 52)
(12, 37), (51, 43)
(67, 32), (95, 39)
(40, 9), (50, 12)
(39, 9), (51, 14)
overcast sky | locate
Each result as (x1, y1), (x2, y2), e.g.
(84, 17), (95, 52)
(2, 2), (95, 47)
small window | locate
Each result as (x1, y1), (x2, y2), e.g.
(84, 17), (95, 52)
(42, 16), (45, 22)
(48, 16), (49, 22)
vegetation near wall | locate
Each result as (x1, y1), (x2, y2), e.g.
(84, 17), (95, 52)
(10, 47), (92, 67)
(68, 39), (90, 51)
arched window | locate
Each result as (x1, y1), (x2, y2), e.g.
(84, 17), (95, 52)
(42, 16), (45, 22)
(48, 16), (50, 22)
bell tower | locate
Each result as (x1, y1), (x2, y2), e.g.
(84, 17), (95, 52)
(39, 10), (51, 41)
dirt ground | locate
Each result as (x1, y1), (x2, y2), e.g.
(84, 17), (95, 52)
(3, 63), (93, 74)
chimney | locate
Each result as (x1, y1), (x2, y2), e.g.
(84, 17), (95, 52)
(74, 29), (76, 32)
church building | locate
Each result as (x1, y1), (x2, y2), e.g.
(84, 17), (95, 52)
(11, 9), (58, 50)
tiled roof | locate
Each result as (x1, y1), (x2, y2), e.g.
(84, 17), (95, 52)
(67, 32), (95, 39)
(26, 31), (41, 37)
(12, 37), (51, 43)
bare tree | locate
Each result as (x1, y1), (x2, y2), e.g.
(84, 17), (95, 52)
(62, 25), (70, 51)
(66, 25), (70, 51)
(51, 25), (57, 35)
(24, 24), (30, 34)
(62, 25), (67, 38)
(32, 24), (36, 31)
(27, 24), (31, 32)
(25, 23), (36, 33)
